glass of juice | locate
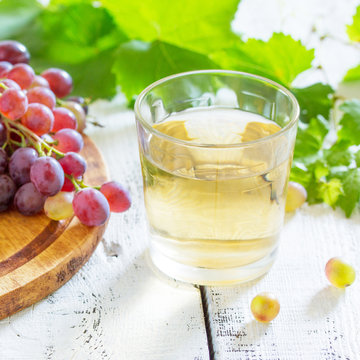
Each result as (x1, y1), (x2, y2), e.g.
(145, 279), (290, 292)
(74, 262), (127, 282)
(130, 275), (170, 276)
(134, 70), (299, 285)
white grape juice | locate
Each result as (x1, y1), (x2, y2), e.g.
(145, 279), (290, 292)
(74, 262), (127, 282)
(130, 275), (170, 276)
(140, 107), (292, 284)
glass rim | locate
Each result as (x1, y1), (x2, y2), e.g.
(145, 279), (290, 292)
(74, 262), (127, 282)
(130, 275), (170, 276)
(134, 69), (300, 149)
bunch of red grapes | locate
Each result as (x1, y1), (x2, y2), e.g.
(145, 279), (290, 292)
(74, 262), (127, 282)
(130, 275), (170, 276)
(0, 40), (131, 226)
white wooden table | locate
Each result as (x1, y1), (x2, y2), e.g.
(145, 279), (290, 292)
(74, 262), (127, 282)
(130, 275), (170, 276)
(1, 0), (360, 359)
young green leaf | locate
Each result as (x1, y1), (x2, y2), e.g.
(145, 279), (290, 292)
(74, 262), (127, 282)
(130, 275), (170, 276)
(290, 163), (313, 188)
(336, 168), (360, 217)
(211, 33), (314, 87)
(355, 149), (360, 167)
(338, 100), (360, 145)
(318, 178), (343, 207)
(292, 83), (334, 123)
(294, 116), (329, 158)
(324, 140), (353, 167)
(0, 0), (41, 39)
(23, 3), (127, 65)
(347, 5), (360, 42)
(9, 3), (127, 99)
(101, 0), (240, 54)
(343, 64), (360, 82)
(113, 40), (219, 100)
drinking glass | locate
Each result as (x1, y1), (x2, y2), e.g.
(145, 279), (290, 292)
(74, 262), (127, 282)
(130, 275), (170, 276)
(135, 70), (299, 285)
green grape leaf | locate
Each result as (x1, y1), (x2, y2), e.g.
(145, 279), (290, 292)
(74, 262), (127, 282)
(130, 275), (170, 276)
(100, 0), (240, 54)
(324, 140), (353, 167)
(343, 64), (360, 82)
(113, 40), (219, 100)
(290, 162), (313, 187)
(347, 5), (360, 42)
(294, 116), (329, 159)
(9, 3), (127, 99)
(28, 3), (127, 64)
(338, 100), (360, 145)
(318, 178), (343, 207)
(336, 168), (360, 217)
(0, 0), (41, 39)
(355, 149), (360, 167)
(211, 33), (314, 87)
(292, 83), (334, 123)
(29, 49), (117, 99)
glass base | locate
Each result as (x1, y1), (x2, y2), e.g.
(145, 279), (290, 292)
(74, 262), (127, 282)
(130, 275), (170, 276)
(149, 246), (278, 286)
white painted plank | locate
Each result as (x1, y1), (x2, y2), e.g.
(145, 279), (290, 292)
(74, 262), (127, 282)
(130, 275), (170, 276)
(0, 108), (209, 360)
(206, 1), (360, 359)
(206, 207), (360, 359)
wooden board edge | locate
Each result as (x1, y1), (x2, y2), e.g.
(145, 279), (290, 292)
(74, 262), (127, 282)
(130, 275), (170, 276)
(0, 222), (106, 320)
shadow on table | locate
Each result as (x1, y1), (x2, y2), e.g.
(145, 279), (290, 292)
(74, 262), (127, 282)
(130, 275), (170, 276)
(306, 285), (344, 318)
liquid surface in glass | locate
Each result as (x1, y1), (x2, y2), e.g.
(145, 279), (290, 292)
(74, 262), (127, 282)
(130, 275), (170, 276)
(140, 107), (291, 271)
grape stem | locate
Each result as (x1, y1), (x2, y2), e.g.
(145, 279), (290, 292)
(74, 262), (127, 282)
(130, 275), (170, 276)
(2, 117), (97, 192)
(3, 117), (64, 158)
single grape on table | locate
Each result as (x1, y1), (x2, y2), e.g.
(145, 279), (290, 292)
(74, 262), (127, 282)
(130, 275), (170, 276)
(325, 258), (356, 288)
(0, 39), (131, 227)
(251, 292), (280, 323)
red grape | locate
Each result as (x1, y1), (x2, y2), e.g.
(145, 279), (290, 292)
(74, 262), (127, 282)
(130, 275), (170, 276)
(66, 96), (88, 115)
(0, 79), (21, 93)
(0, 41), (30, 64)
(14, 182), (46, 216)
(41, 68), (73, 98)
(52, 107), (77, 132)
(21, 103), (54, 136)
(0, 121), (6, 146)
(73, 188), (110, 226)
(53, 129), (83, 153)
(62, 101), (86, 132)
(0, 88), (28, 120)
(9, 147), (38, 186)
(0, 174), (16, 212)
(30, 156), (64, 196)
(100, 181), (131, 213)
(59, 152), (86, 177)
(0, 148), (8, 174)
(30, 75), (50, 89)
(6, 63), (35, 89)
(61, 176), (76, 192)
(0, 61), (12, 77)
(27, 87), (56, 110)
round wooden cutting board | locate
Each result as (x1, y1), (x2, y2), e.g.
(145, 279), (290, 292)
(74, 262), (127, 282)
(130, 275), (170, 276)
(0, 135), (109, 320)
